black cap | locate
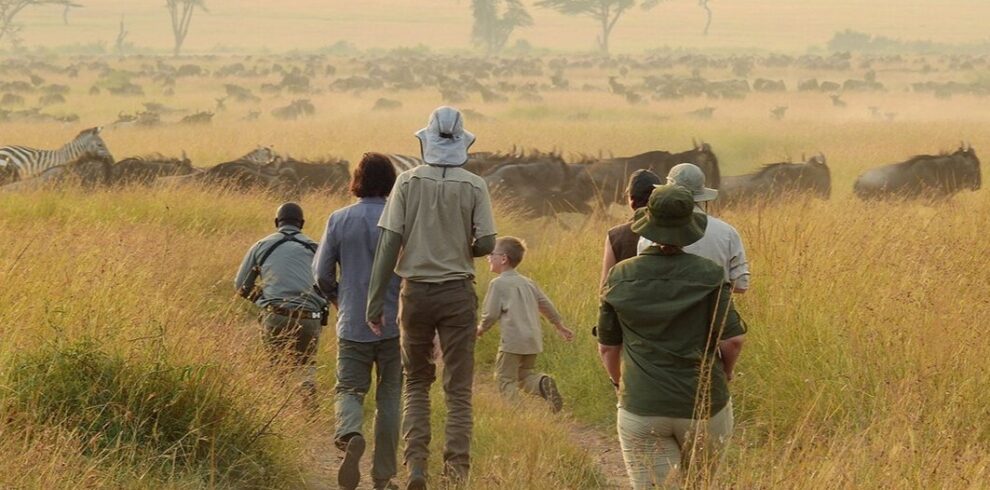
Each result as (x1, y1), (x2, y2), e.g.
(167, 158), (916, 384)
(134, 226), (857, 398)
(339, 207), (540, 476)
(275, 202), (304, 225)
(627, 169), (662, 203)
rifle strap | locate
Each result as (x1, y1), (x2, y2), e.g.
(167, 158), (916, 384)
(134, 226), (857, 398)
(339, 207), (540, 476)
(254, 231), (317, 271)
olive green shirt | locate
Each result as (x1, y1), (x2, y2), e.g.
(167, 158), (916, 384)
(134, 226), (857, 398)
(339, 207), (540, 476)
(478, 269), (563, 355)
(378, 165), (497, 282)
(597, 247), (746, 419)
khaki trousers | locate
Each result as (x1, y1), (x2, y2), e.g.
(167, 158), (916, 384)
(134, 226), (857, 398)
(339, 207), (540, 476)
(398, 279), (477, 478)
(617, 400), (734, 489)
(494, 351), (544, 400)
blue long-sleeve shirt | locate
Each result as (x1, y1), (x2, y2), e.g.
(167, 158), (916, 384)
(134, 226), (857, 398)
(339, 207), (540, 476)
(313, 197), (400, 342)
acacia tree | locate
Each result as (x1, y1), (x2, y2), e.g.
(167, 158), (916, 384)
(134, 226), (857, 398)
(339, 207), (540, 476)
(536, 0), (663, 56)
(166, 0), (206, 57)
(0, 0), (80, 46)
(471, 0), (532, 55)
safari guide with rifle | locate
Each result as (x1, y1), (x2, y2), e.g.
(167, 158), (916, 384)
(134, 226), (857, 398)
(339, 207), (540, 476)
(234, 202), (328, 402)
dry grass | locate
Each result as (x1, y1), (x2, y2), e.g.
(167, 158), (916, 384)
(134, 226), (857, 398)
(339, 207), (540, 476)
(3, 49), (990, 487)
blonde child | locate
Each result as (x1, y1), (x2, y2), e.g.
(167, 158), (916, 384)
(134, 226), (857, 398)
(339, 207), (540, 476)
(476, 236), (574, 412)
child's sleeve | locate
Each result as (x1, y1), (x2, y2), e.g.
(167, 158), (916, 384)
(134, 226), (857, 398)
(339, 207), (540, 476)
(533, 283), (563, 326)
(477, 279), (503, 333)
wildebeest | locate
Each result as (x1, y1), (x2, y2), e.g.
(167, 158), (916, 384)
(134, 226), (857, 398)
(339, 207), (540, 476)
(484, 158), (595, 217)
(155, 154), (349, 196)
(853, 144), (981, 200)
(0, 156), (112, 191)
(272, 99), (315, 120)
(580, 142), (721, 204)
(719, 154), (831, 207)
(112, 153), (195, 185)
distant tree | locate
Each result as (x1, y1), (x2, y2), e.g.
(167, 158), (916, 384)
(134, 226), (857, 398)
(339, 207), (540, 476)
(0, 0), (81, 46)
(536, 0), (665, 55)
(698, 0), (711, 35)
(115, 14), (129, 54)
(166, 0), (207, 57)
(471, 0), (533, 55)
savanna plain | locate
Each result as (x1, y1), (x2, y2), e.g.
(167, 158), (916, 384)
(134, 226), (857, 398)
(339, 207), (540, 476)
(3, 10), (990, 489)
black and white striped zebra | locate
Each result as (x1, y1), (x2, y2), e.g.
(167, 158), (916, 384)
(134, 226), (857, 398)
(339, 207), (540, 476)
(0, 127), (114, 181)
(237, 145), (282, 165)
(385, 153), (425, 174)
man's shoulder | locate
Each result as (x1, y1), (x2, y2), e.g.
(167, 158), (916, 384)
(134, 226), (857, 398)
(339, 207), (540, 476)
(296, 232), (319, 245)
(705, 215), (740, 237)
(331, 200), (380, 219)
(607, 221), (633, 235)
(613, 253), (721, 281)
(407, 165), (486, 188)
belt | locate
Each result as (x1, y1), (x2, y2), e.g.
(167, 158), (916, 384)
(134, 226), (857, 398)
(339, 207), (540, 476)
(265, 305), (321, 319)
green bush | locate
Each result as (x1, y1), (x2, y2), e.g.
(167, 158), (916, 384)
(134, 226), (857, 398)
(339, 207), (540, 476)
(5, 337), (290, 487)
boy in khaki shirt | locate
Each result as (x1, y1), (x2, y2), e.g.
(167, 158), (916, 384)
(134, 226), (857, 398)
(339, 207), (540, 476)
(476, 236), (574, 412)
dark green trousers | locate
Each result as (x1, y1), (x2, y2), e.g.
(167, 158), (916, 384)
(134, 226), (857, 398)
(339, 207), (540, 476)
(261, 312), (321, 390)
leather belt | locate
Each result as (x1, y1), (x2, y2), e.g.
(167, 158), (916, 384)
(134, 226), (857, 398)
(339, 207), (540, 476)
(266, 305), (321, 319)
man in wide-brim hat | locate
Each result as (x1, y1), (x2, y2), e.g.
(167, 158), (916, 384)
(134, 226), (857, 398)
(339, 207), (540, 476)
(597, 184), (747, 489)
(367, 106), (496, 489)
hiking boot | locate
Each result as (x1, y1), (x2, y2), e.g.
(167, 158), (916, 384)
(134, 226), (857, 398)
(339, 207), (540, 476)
(338, 435), (365, 490)
(540, 375), (563, 413)
(406, 465), (427, 490)
(374, 479), (399, 490)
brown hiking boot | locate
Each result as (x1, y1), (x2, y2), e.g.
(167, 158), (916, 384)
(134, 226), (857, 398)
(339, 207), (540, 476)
(540, 375), (563, 413)
(338, 435), (365, 490)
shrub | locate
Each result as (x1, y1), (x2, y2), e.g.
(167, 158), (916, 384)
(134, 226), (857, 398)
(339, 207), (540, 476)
(5, 337), (291, 486)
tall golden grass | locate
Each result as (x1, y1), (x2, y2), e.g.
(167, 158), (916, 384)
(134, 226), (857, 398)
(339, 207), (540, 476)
(3, 51), (990, 487)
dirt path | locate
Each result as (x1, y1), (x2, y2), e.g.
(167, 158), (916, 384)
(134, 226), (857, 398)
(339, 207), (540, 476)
(303, 378), (629, 489)
(304, 426), (379, 490)
(565, 419), (630, 489)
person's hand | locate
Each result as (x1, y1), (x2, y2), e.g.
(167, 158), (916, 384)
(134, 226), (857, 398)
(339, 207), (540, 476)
(475, 326), (485, 338)
(558, 326), (575, 342)
(367, 316), (384, 337)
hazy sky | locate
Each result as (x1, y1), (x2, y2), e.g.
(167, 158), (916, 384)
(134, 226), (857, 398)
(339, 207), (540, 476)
(14, 1), (990, 53)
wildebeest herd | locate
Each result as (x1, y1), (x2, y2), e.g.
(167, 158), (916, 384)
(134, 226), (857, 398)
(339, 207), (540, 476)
(0, 127), (981, 215)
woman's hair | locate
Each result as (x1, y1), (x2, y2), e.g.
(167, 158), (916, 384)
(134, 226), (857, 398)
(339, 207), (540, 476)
(350, 152), (397, 198)
(495, 236), (527, 267)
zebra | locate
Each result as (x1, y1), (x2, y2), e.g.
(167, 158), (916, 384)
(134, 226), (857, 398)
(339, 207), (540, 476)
(385, 153), (425, 174)
(0, 154), (17, 185)
(0, 127), (114, 181)
(237, 145), (282, 165)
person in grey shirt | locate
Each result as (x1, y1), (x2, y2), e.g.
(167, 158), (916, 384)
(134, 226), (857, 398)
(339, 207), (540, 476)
(235, 202), (327, 400)
(313, 153), (402, 490)
(637, 164), (750, 293)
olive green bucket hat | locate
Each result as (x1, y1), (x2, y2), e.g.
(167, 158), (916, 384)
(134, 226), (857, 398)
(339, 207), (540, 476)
(631, 184), (708, 246)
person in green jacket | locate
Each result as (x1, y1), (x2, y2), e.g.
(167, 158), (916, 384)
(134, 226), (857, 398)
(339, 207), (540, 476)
(597, 184), (747, 489)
